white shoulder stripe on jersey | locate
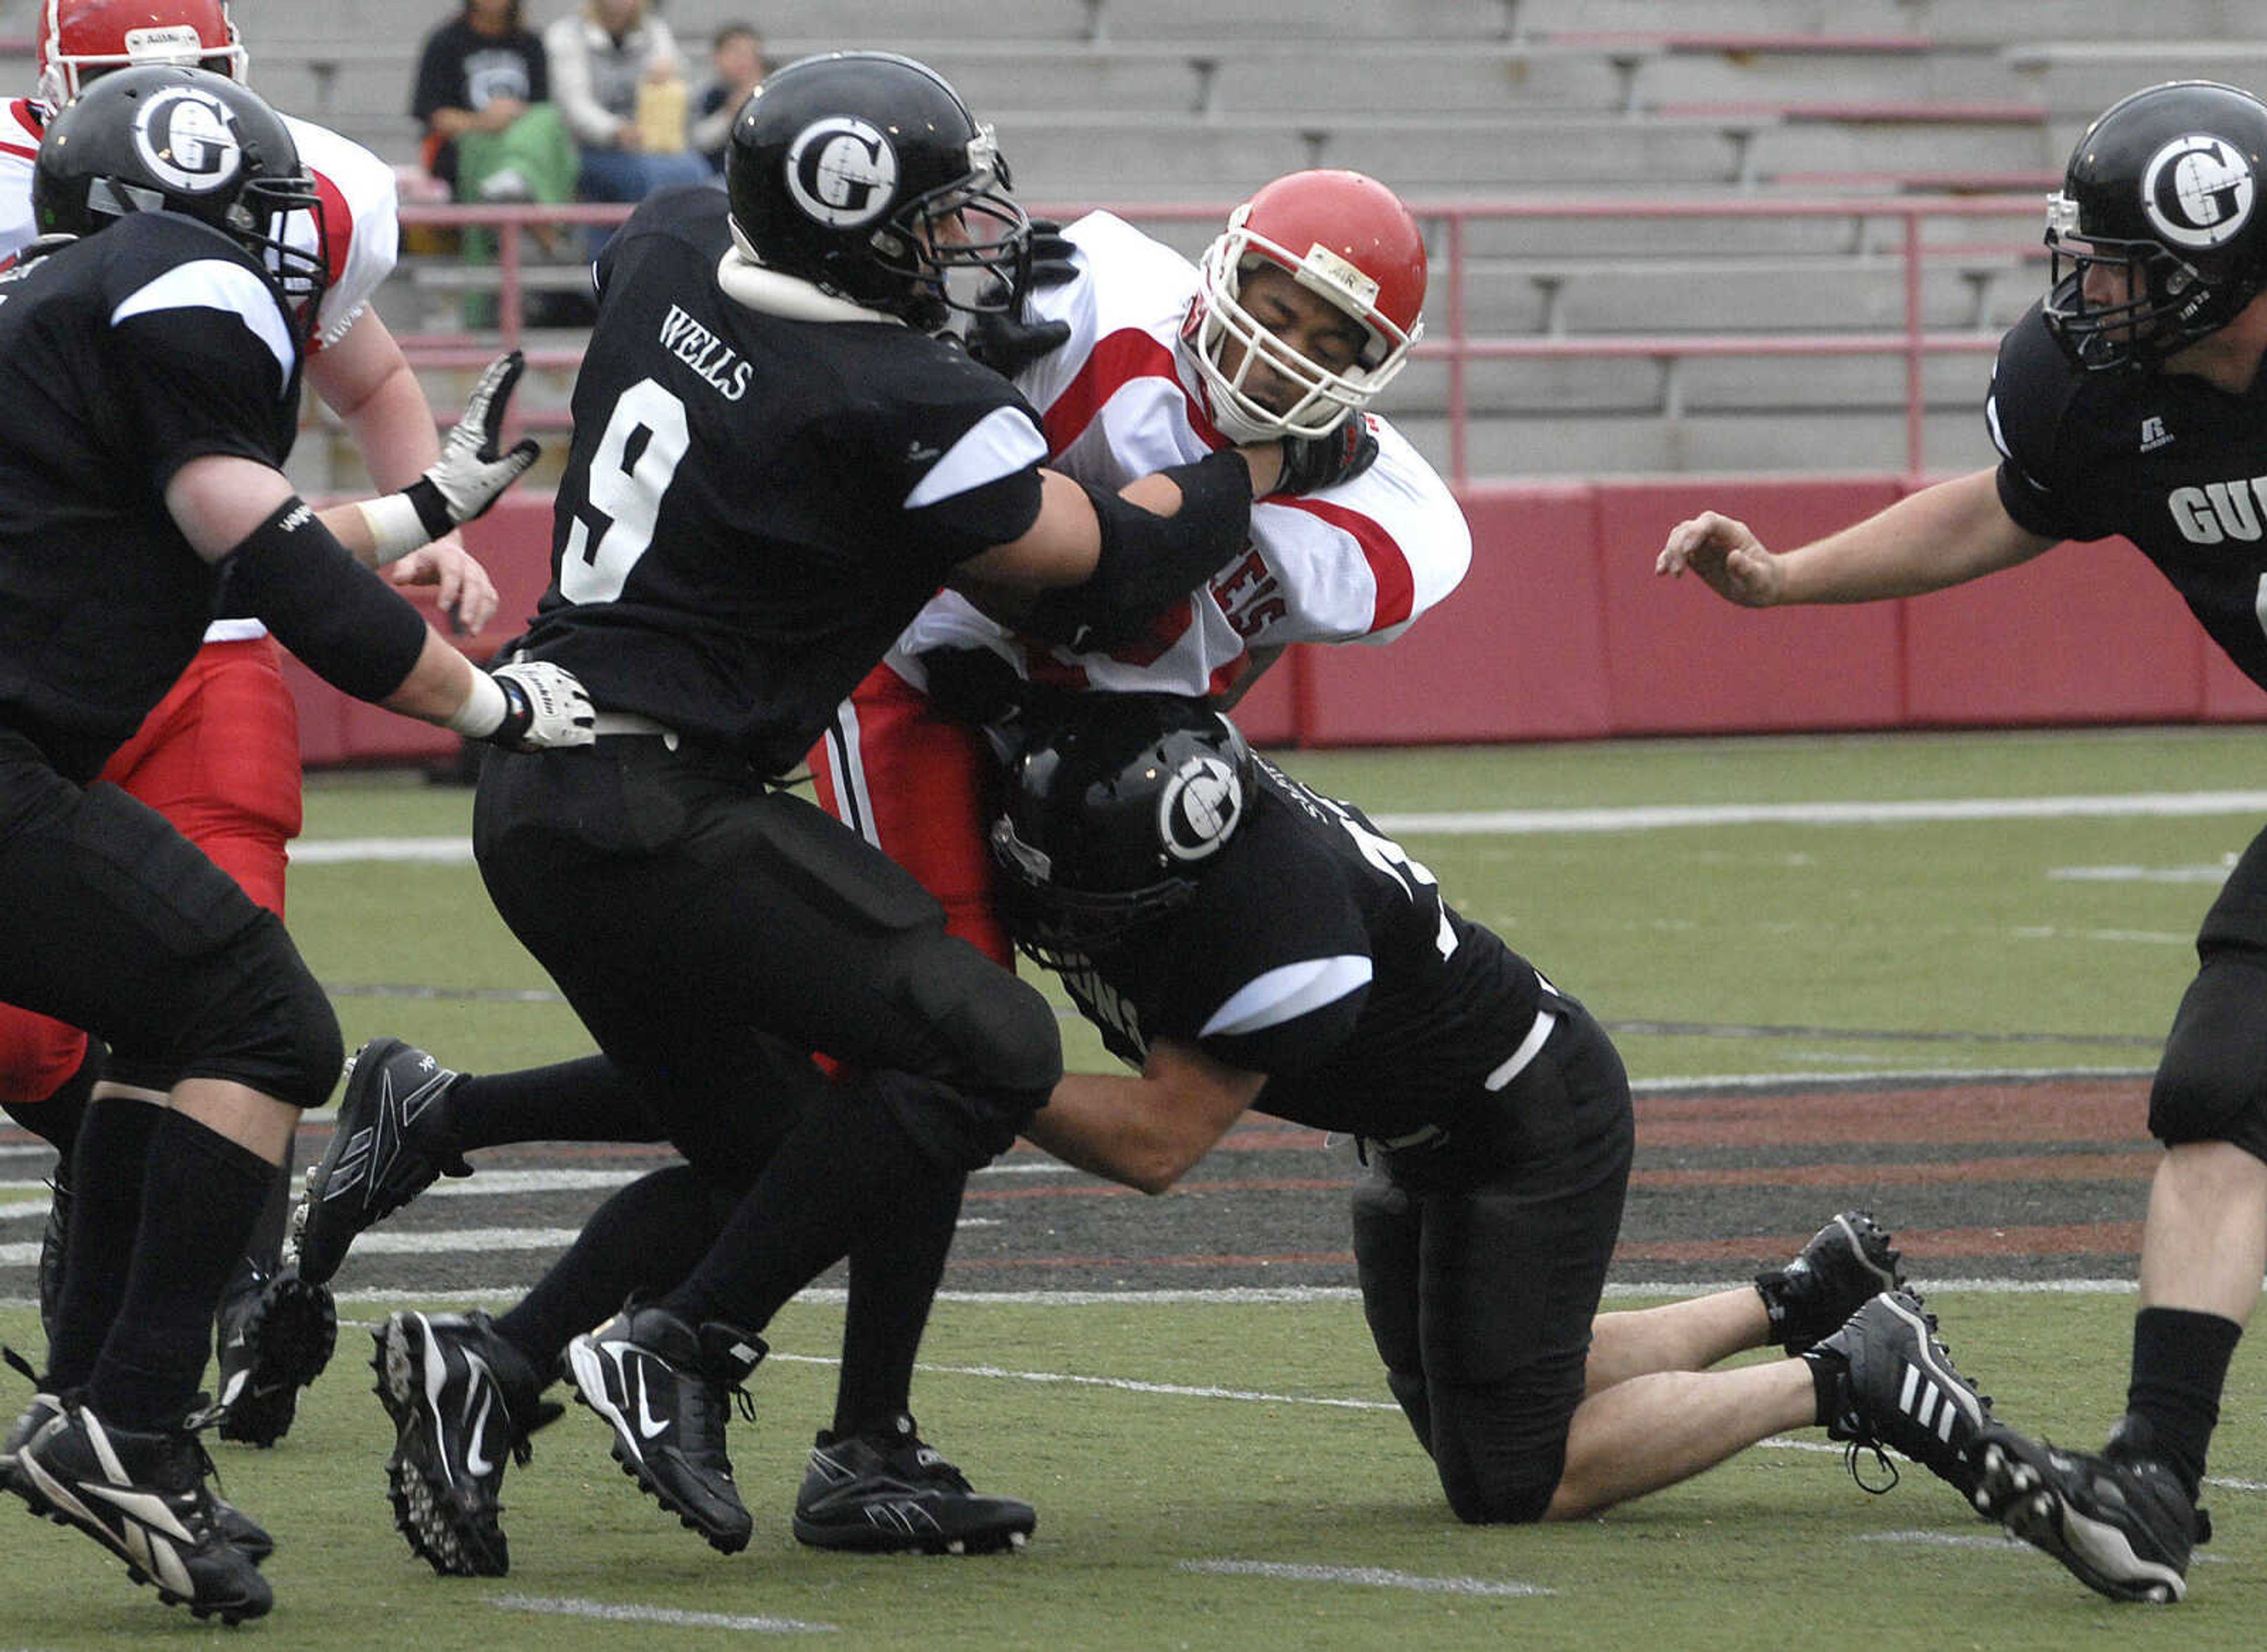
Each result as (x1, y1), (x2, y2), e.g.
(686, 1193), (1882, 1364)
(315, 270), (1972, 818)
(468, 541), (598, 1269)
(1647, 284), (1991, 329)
(111, 259), (295, 396)
(903, 404), (1047, 510)
(1200, 955), (1373, 1040)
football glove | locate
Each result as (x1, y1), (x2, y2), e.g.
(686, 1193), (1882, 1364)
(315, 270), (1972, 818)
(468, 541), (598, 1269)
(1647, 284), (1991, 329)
(486, 660), (596, 751)
(403, 351), (544, 538)
(1274, 414), (1380, 497)
(966, 220), (1080, 380)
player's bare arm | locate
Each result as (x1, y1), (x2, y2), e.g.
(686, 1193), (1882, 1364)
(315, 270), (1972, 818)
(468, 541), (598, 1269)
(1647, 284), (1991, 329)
(1026, 1035), (1267, 1196)
(309, 310), (499, 632)
(1656, 468), (2057, 606)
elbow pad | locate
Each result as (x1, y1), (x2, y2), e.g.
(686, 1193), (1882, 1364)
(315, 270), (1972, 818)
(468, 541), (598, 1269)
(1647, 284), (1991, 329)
(217, 499), (431, 703)
(1023, 448), (1253, 651)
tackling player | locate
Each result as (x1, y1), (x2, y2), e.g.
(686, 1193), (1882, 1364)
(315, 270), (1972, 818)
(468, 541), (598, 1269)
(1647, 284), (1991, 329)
(1658, 78), (2267, 1604)
(994, 693), (1989, 1528)
(342, 50), (1358, 1579)
(0, 0), (502, 1449)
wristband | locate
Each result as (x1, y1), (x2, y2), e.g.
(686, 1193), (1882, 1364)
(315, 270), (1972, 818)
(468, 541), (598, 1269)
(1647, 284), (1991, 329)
(354, 483), (452, 566)
(445, 671), (508, 737)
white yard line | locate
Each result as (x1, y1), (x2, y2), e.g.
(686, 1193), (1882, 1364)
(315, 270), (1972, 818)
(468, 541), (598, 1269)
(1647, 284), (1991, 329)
(489, 1594), (834, 1634)
(290, 789), (2267, 867)
(1179, 1559), (1550, 1597)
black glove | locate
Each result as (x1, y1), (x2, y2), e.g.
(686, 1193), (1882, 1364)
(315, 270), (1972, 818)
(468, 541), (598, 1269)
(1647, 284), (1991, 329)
(966, 220), (1080, 380)
(1274, 414), (1380, 497)
(916, 645), (1028, 728)
(403, 350), (543, 537)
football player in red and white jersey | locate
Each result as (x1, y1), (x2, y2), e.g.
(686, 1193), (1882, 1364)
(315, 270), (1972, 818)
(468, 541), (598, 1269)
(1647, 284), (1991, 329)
(0, 0), (500, 1448)
(808, 169), (1471, 963)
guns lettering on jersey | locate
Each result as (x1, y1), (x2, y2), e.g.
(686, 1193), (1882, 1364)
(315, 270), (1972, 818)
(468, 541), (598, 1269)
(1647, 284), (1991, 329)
(656, 304), (752, 402)
(1020, 547), (1280, 690)
(2168, 477), (2267, 545)
(1060, 955), (1148, 1059)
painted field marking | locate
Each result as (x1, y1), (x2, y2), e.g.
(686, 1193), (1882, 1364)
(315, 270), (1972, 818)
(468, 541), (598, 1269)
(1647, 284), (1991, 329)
(490, 1594), (835, 1634)
(290, 791), (2267, 866)
(1179, 1559), (1550, 1597)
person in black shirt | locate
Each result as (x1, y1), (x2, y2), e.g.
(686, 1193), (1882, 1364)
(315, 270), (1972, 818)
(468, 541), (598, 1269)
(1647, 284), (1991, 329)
(0, 67), (590, 1624)
(991, 693), (1990, 1528)
(353, 50), (1363, 1578)
(410, 0), (574, 207)
(1657, 78), (2267, 1605)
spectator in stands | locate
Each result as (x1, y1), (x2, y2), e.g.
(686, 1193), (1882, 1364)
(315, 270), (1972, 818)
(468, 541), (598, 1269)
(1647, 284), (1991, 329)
(690, 21), (767, 173)
(411, 0), (576, 212)
(545, 0), (711, 226)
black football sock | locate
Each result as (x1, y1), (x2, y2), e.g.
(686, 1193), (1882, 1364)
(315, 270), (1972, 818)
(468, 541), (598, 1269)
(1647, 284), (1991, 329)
(661, 1075), (942, 1336)
(2121, 1305), (2242, 1498)
(1, 1034), (103, 1160)
(237, 1135), (298, 1287)
(89, 1109), (273, 1431)
(45, 1094), (162, 1392)
(832, 1170), (966, 1436)
(495, 1163), (737, 1369)
(448, 1054), (664, 1151)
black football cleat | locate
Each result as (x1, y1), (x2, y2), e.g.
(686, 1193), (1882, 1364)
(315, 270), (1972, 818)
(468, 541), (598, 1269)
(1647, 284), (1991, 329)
(12, 1403), (272, 1622)
(565, 1302), (764, 1555)
(793, 1413), (1036, 1555)
(1974, 1418), (2209, 1604)
(295, 1037), (472, 1285)
(1806, 1289), (1991, 1499)
(214, 1265), (337, 1448)
(1756, 1210), (1906, 1354)
(371, 1310), (559, 1577)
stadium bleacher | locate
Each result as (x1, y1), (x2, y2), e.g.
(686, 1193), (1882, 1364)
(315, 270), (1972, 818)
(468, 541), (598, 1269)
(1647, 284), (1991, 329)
(200, 0), (2263, 494)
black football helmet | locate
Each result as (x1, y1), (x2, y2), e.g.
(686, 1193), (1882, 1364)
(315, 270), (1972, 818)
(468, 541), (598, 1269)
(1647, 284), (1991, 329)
(32, 64), (328, 342)
(990, 695), (1256, 969)
(2044, 79), (2267, 373)
(725, 50), (1029, 331)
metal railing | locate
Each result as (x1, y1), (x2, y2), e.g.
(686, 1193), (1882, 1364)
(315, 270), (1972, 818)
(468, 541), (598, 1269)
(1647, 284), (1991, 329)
(393, 192), (2049, 487)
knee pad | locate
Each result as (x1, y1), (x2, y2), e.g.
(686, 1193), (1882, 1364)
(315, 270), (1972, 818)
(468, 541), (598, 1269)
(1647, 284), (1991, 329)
(151, 912), (342, 1111)
(2148, 955), (2267, 1148)
(1352, 1173), (1432, 1451)
(1429, 1366), (1579, 1525)
(868, 1066), (1049, 1174)
(903, 942), (1064, 1101)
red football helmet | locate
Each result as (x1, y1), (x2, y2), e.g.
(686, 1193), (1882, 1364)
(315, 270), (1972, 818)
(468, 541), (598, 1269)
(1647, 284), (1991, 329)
(1184, 169), (1426, 443)
(36, 0), (248, 109)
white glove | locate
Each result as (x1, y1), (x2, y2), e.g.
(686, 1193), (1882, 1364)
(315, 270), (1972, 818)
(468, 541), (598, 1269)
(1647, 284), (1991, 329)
(406, 351), (543, 536)
(478, 660), (596, 751)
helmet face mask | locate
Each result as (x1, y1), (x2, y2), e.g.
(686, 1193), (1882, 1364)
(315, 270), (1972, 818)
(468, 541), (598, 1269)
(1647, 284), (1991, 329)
(989, 696), (1255, 971)
(2043, 81), (2267, 373)
(1185, 169), (1425, 442)
(727, 51), (1031, 331)
(34, 66), (329, 345)
(36, 0), (247, 109)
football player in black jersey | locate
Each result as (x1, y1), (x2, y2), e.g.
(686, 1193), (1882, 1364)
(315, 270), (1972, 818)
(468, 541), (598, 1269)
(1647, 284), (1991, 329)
(988, 693), (1987, 1526)
(0, 67), (590, 1623)
(349, 50), (1359, 1577)
(1657, 80), (2267, 1604)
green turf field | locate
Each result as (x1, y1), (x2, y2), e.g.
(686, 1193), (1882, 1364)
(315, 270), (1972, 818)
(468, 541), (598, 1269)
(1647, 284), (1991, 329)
(9, 724), (2264, 1644)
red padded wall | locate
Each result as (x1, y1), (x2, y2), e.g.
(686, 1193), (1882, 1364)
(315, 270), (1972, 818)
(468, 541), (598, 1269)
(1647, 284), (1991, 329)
(1590, 478), (1906, 735)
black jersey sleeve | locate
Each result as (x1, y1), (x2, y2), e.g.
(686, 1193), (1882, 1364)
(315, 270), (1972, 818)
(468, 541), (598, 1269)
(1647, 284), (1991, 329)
(1985, 304), (2094, 543)
(854, 343), (1049, 576)
(1157, 840), (1376, 1076)
(96, 216), (298, 495)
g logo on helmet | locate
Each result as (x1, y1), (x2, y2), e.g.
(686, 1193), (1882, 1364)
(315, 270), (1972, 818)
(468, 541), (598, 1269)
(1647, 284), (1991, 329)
(2141, 133), (2257, 250)
(132, 86), (243, 195)
(1157, 754), (1244, 864)
(784, 116), (898, 228)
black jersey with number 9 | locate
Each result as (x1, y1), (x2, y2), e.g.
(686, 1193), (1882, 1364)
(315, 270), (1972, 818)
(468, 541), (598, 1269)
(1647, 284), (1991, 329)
(518, 185), (1048, 774)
